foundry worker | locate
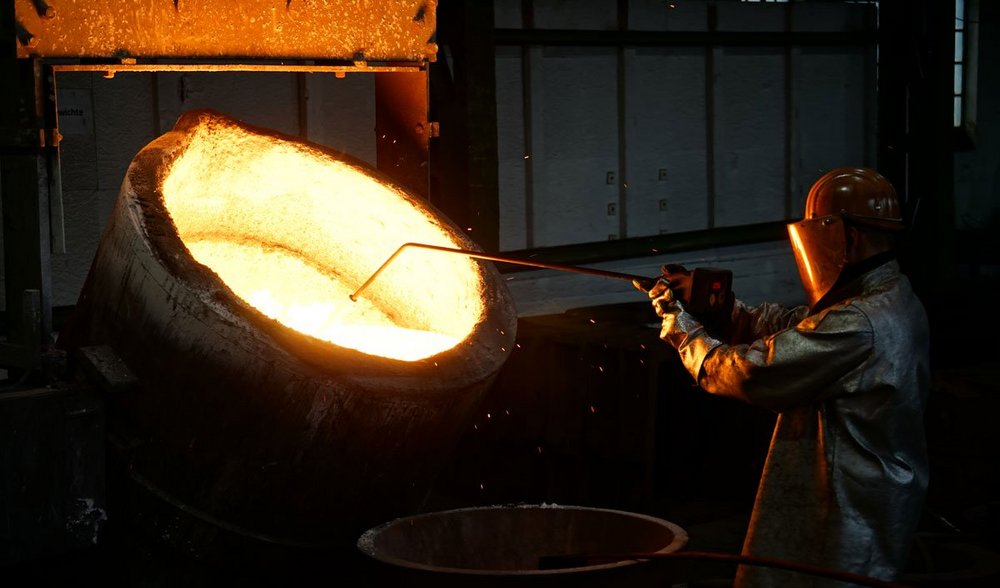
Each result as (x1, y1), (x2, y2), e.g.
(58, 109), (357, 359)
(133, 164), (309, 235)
(644, 167), (929, 586)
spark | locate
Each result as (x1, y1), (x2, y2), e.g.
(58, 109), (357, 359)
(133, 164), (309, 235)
(589, 405), (596, 414)
(480, 483), (485, 490)
(523, 154), (531, 159)
(487, 412), (492, 419)
(588, 318), (596, 324)
(473, 424), (478, 431)
(598, 366), (604, 373)
(504, 409), (510, 416)
(515, 343), (521, 348)
(536, 446), (543, 454)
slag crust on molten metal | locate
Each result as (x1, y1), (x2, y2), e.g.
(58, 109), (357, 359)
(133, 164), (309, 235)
(160, 114), (484, 361)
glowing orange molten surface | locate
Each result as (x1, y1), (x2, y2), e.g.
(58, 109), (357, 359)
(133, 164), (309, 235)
(160, 119), (485, 361)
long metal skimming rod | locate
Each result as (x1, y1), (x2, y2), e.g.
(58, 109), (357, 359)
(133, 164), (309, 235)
(350, 242), (656, 302)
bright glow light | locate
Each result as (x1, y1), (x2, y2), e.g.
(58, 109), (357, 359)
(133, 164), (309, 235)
(161, 116), (485, 361)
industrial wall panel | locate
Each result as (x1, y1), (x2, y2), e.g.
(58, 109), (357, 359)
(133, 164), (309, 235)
(628, 0), (708, 32)
(791, 47), (873, 219)
(713, 47), (786, 228)
(55, 74), (99, 191)
(496, 47), (529, 251)
(715, 2), (786, 32)
(51, 190), (101, 307)
(624, 47), (708, 238)
(533, 0), (618, 31)
(52, 73), (159, 307)
(532, 47), (619, 247)
(93, 74), (159, 193)
(155, 72), (300, 138)
(494, 0), (523, 29)
(792, 2), (874, 33)
(305, 73), (377, 165)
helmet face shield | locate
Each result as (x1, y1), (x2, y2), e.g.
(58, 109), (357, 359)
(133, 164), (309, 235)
(787, 215), (847, 307)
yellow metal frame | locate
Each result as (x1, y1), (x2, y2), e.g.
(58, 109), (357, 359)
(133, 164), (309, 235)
(14, 0), (437, 64)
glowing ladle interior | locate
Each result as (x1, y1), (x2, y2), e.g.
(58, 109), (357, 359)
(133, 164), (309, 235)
(160, 118), (485, 361)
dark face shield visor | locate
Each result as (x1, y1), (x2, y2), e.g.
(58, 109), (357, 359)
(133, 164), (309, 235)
(787, 215), (847, 308)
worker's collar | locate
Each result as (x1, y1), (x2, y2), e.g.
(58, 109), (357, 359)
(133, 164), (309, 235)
(810, 251), (898, 313)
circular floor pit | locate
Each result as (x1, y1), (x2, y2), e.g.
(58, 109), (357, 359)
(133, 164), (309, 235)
(358, 504), (687, 588)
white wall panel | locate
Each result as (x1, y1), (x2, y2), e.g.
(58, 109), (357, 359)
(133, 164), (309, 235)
(533, 0), (617, 30)
(625, 47), (708, 237)
(494, 0), (522, 29)
(792, 2), (873, 33)
(533, 47), (619, 247)
(713, 47), (786, 227)
(791, 47), (873, 218)
(155, 72), (299, 138)
(715, 2), (785, 32)
(496, 47), (529, 251)
(628, 0), (707, 32)
(305, 73), (377, 165)
(53, 72), (159, 307)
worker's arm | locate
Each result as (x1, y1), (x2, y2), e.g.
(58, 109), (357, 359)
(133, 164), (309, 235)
(650, 282), (873, 411)
(727, 299), (810, 344)
(697, 306), (873, 410)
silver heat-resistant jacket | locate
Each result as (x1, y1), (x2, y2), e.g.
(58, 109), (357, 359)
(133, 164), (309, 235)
(668, 260), (930, 586)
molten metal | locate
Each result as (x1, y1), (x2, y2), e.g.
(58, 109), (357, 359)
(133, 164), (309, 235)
(161, 115), (484, 361)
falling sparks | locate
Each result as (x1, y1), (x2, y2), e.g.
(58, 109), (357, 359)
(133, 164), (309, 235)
(588, 318), (596, 324)
(589, 405), (596, 414)
(598, 366), (604, 373)
(479, 483), (485, 491)
(523, 154), (531, 160)
(504, 409), (510, 416)
(536, 446), (543, 454)
(515, 343), (521, 349)
(486, 412), (492, 419)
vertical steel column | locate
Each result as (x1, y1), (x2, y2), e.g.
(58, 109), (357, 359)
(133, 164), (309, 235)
(521, 0), (536, 249)
(1, 3), (53, 370)
(615, 0), (629, 239)
(704, 4), (717, 229)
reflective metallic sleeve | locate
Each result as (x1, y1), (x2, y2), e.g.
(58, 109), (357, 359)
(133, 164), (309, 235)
(694, 306), (874, 411)
(729, 299), (810, 344)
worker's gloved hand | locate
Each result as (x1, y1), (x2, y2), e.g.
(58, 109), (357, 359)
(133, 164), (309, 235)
(659, 264), (692, 305)
(647, 277), (724, 380)
(648, 280), (697, 345)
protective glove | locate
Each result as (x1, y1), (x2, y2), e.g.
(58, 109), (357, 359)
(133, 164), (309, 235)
(659, 263), (692, 304)
(647, 278), (724, 381)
